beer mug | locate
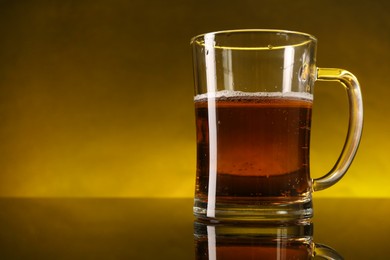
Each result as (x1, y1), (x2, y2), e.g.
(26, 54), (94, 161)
(194, 220), (344, 259)
(191, 29), (363, 221)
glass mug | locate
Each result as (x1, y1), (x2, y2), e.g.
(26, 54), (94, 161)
(191, 29), (363, 221)
(194, 220), (344, 260)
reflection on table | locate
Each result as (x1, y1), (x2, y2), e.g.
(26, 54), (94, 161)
(0, 198), (389, 259)
(194, 219), (342, 259)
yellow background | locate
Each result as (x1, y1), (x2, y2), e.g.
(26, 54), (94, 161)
(0, 0), (388, 198)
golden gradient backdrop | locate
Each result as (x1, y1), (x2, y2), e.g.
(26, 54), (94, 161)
(0, 0), (388, 197)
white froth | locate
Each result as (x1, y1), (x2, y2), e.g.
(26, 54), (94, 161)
(194, 90), (313, 101)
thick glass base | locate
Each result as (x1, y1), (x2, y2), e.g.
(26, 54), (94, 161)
(193, 196), (313, 222)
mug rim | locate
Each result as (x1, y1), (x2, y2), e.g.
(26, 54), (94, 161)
(190, 29), (317, 50)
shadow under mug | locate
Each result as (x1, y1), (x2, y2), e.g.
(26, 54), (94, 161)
(191, 29), (363, 221)
(194, 220), (344, 260)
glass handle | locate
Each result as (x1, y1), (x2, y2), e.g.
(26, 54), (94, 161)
(312, 68), (363, 191)
(314, 243), (344, 259)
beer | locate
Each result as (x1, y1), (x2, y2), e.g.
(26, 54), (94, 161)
(194, 91), (313, 205)
(195, 239), (312, 260)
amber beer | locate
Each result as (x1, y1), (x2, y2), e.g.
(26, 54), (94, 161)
(195, 238), (312, 260)
(195, 91), (313, 205)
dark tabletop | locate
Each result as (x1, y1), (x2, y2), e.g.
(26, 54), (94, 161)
(0, 198), (388, 259)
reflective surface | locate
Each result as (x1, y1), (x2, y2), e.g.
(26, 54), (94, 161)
(0, 198), (388, 259)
